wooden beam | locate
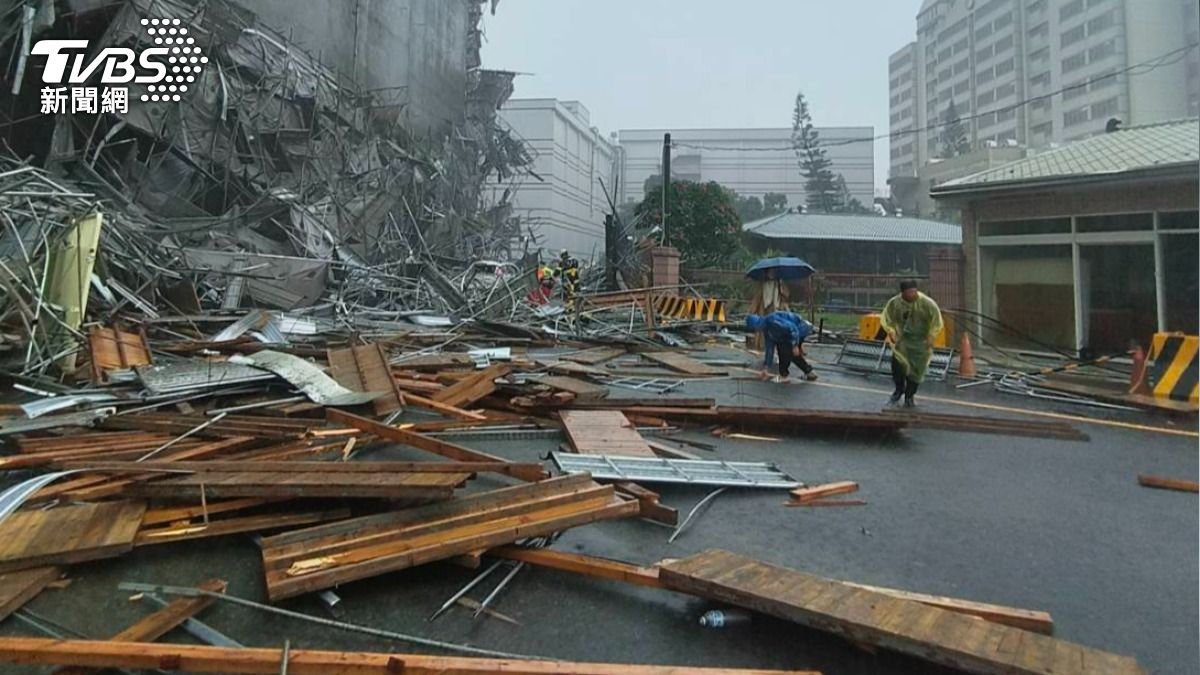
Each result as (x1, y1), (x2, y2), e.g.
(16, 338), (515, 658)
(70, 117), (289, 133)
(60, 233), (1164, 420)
(0, 638), (816, 674)
(391, 392), (488, 421)
(432, 364), (510, 408)
(488, 546), (664, 588)
(1137, 474), (1199, 493)
(61, 460), (544, 479)
(0, 568), (61, 621)
(842, 582), (1054, 635)
(789, 482), (859, 504)
(326, 410), (547, 482)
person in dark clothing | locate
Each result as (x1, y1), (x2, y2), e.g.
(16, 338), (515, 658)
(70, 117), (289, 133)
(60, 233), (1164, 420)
(746, 311), (818, 383)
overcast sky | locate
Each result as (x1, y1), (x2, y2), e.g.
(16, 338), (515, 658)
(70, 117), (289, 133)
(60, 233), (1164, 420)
(481, 0), (923, 195)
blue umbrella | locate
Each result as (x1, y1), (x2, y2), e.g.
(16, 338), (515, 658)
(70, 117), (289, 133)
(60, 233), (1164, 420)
(745, 257), (816, 282)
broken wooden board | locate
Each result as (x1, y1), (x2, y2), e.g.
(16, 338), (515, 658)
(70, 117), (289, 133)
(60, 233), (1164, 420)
(87, 326), (152, 383)
(0, 502), (147, 573)
(0, 567), (61, 621)
(622, 406), (908, 434)
(123, 470), (469, 500)
(640, 351), (726, 376)
(1136, 474), (1199, 493)
(560, 410), (655, 457)
(532, 375), (609, 402)
(328, 343), (405, 414)
(392, 353), (476, 370)
(0, 637), (818, 674)
(658, 549), (1143, 675)
(62, 460), (545, 480)
(881, 410), (1088, 441)
(259, 474), (638, 601)
(326, 409), (547, 481)
(399, 392), (489, 421)
(432, 363), (510, 408)
(840, 582), (1054, 635)
(136, 509), (350, 547)
(563, 347), (625, 365)
(789, 482), (859, 504)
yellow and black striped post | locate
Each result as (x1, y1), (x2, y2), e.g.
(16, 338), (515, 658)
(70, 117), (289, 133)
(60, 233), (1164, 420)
(652, 295), (726, 324)
(1147, 333), (1199, 404)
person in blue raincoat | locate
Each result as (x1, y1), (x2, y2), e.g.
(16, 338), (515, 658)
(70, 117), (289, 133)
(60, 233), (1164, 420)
(746, 311), (818, 383)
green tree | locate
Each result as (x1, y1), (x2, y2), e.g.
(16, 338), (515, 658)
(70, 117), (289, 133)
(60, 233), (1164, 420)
(643, 173), (663, 196)
(763, 192), (788, 215)
(791, 91), (838, 213)
(832, 174), (872, 214)
(939, 100), (970, 158)
(633, 180), (742, 267)
(733, 193), (764, 223)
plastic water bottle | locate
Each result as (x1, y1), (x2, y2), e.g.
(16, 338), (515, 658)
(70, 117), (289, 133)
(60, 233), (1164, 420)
(699, 609), (751, 628)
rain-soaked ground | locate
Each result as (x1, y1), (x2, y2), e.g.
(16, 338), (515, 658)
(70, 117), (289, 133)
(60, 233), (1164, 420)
(1, 343), (1196, 674)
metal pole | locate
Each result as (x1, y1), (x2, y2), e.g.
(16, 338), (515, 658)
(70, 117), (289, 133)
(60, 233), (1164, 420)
(661, 133), (671, 244)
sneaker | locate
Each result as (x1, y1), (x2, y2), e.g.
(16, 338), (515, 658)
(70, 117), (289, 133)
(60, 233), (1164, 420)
(903, 398), (917, 409)
(805, 372), (819, 382)
(776, 376), (790, 384)
(887, 392), (902, 406)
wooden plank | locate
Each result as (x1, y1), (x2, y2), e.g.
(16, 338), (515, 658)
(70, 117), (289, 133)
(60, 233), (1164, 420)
(563, 347), (625, 365)
(326, 409), (546, 481)
(0, 502), (147, 573)
(626, 406), (908, 433)
(392, 353), (476, 370)
(533, 375), (609, 402)
(646, 440), (703, 461)
(259, 475), (637, 601)
(61, 460), (545, 479)
(328, 343), (405, 414)
(842, 582), (1054, 635)
(658, 550), (1143, 675)
(136, 510), (350, 547)
(881, 410), (1087, 441)
(489, 546), (664, 588)
(1136, 474), (1199, 493)
(613, 482), (678, 525)
(124, 471), (468, 500)
(141, 499), (279, 527)
(0, 567), (61, 621)
(790, 482), (859, 503)
(432, 364), (510, 407)
(400, 392), (489, 421)
(640, 351), (726, 376)
(559, 410), (656, 457)
(0, 637), (817, 674)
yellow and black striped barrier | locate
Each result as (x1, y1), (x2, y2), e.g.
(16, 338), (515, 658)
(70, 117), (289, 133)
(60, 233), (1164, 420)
(652, 295), (726, 323)
(1147, 332), (1199, 403)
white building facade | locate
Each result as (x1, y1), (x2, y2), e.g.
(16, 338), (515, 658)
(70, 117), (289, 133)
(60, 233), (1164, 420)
(616, 127), (875, 210)
(491, 99), (619, 258)
(889, 0), (1200, 181)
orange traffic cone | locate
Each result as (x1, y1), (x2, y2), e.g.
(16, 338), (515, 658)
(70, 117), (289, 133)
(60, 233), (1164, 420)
(1128, 345), (1150, 395)
(958, 332), (977, 378)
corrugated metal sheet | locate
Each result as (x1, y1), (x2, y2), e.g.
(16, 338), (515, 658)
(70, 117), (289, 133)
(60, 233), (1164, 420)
(936, 118), (1199, 191)
(745, 213), (962, 245)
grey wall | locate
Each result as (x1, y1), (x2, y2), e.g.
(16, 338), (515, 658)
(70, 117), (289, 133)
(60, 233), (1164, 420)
(235, 0), (472, 135)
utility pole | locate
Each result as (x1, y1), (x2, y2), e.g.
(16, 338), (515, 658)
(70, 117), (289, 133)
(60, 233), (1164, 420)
(661, 133), (671, 244)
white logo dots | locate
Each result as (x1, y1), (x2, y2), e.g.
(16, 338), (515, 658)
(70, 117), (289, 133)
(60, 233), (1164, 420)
(138, 17), (207, 103)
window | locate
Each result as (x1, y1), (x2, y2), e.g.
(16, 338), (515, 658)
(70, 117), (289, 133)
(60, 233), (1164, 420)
(939, 67), (952, 81)
(1086, 0), (1110, 6)
(1030, 70), (1051, 88)
(890, 94), (900, 106)
(901, 89), (912, 101)
(1091, 97), (1119, 119)
(979, 218), (1070, 236)
(1078, 213), (1153, 233)
(976, 23), (994, 41)
(1029, 46), (1049, 63)
(1060, 0), (1084, 21)
(890, 52), (912, 71)
(1062, 52), (1087, 73)
(1028, 21), (1049, 40)
(1090, 68), (1117, 91)
(954, 79), (970, 94)
(1087, 11), (1115, 35)
(978, 112), (998, 128)
(899, 71), (913, 83)
(890, 112), (901, 124)
(954, 58), (970, 74)
(1032, 121), (1053, 137)
(938, 16), (969, 43)
(1160, 211), (1200, 231)
(953, 37), (969, 54)
(978, 68), (996, 85)
(978, 0), (1012, 18)
(977, 45), (994, 62)
(994, 12), (1012, 30)
(1064, 106), (1090, 126)
(939, 87), (953, 101)
(994, 59), (1014, 76)
(996, 108), (1016, 123)
(995, 82), (1016, 99)
(994, 34), (1014, 53)
(978, 90), (996, 106)
(1063, 79), (1089, 100)
(1088, 39), (1116, 63)
(889, 78), (900, 90)
(1027, 0), (1046, 13)
(939, 46), (953, 61)
(1061, 25), (1086, 47)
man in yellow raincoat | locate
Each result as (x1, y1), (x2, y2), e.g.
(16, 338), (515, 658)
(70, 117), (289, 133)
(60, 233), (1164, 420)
(880, 280), (943, 408)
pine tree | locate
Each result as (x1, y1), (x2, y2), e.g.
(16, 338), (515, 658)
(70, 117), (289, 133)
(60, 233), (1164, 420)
(791, 92), (838, 213)
(939, 100), (970, 158)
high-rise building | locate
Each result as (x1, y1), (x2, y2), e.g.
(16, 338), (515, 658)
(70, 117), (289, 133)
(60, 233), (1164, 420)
(888, 0), (1199, 183)
(616, 128), (875, 210)
(490, 99), (619, 257)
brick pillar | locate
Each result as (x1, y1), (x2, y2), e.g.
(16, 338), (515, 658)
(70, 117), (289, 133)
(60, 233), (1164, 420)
(648, 246), (680, 290)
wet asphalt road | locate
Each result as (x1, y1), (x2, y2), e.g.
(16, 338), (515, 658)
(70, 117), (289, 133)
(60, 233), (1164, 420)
(0, 344), (1196, 674)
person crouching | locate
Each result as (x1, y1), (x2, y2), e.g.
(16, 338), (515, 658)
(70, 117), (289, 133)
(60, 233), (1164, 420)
(746, 311), (818, 383)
